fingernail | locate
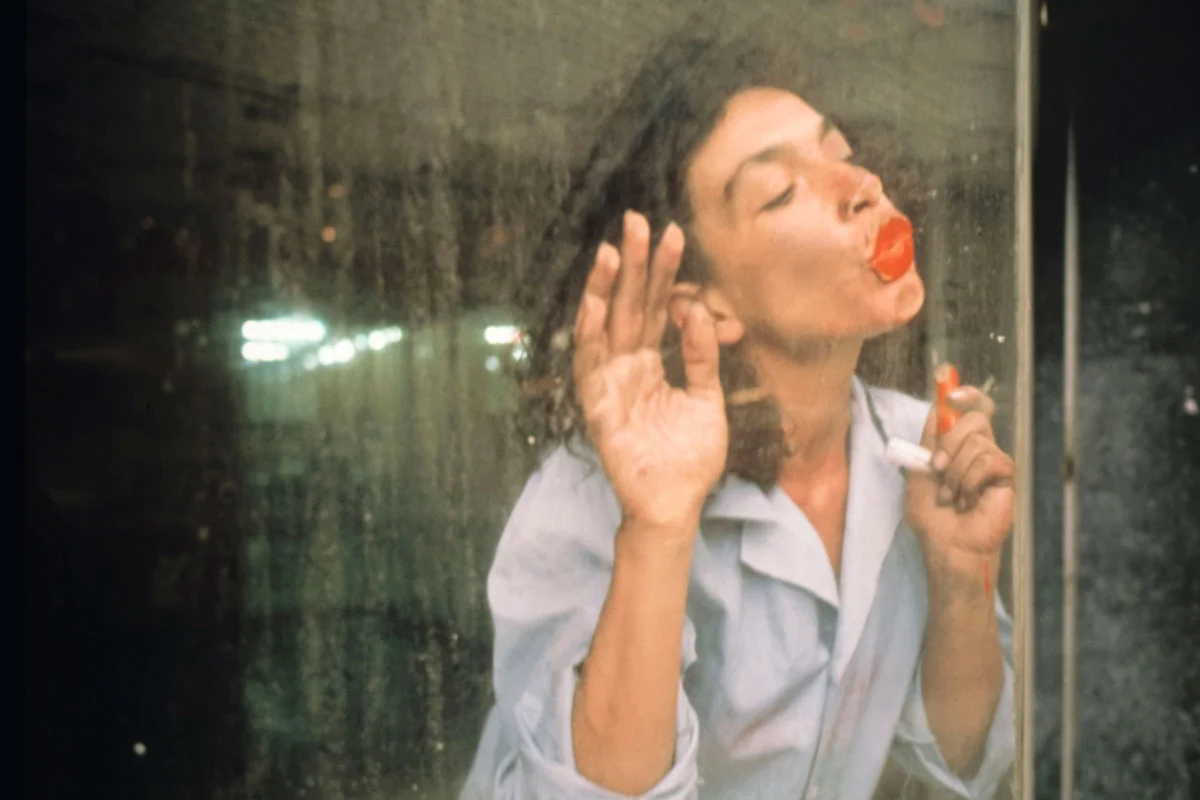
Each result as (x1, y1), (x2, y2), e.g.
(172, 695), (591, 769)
(956, 497), (967, 513)
(948, 387), (971, 401)
(938, 485), (954, 504)
(932, 450), (950, 471)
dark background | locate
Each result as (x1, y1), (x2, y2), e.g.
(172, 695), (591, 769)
(24, 0), (1200, 798)
(1031, 1), (1200, 798)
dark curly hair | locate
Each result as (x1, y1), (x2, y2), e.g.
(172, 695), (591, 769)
(515, 23), (928, 489)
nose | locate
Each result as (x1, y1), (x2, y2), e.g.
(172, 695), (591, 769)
(840, 168), (884, 221)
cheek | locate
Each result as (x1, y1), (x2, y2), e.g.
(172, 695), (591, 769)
(767, 212), (862, 276)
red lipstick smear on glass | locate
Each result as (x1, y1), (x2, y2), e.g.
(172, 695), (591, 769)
(870, 215), (915, 282)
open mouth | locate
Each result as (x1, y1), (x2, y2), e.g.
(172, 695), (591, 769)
(869, 215), (915, 282)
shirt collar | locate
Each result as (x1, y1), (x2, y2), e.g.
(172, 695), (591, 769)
(701, 377), (907, 678)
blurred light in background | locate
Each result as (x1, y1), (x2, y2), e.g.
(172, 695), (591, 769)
(484, 325), (521, 345)
(241, 341), (290, 363)
(367, 327), (404, 350)
(238, 315), (402, 368)
(317, 339), (357, 366)
(241, 317), (328, 344)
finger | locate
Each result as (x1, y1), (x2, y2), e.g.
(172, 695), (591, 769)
(958, 448), (1015, 510)
(939, 431), (991, 496)
(929, 410), (995, 472)
(946, 385), (997, 418)
(610, 211), (651, 354)
(573, 243), (620, 380)
(640, 223), (685, 349)
(681, 302), (722, 397)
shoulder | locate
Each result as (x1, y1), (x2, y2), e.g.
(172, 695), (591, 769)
(516, 441), (621, 527)
(491, 441), (623, 578)
(859, 381), (932, 443)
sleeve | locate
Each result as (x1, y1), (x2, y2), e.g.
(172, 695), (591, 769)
(890, 592), (1016, 800)
(462, 447), (702, 800)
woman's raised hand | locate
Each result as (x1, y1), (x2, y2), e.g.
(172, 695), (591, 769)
(573, 211), (728, 528)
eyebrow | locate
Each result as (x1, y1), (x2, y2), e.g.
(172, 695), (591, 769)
(722, 115), (842, 205)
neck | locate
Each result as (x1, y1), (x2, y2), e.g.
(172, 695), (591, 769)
(743, 337), (863, 484)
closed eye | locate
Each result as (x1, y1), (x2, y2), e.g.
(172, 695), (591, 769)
(762, 184), (795, 211)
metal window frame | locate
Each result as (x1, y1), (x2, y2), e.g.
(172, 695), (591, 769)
(1013, 1), (1038, 798)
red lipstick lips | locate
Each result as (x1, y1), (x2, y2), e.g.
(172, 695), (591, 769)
(870, 215), (915, 282)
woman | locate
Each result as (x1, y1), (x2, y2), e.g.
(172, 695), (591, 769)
(462, 26), (1014, 800)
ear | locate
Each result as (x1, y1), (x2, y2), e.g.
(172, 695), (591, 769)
(668, 283), (746, 345)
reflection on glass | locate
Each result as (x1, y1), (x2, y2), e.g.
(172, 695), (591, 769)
(25, 0), (1024, 797)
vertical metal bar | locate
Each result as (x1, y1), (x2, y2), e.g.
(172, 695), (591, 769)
(1061, 116), (1080, 800)
(1013, 0), (1037, 797)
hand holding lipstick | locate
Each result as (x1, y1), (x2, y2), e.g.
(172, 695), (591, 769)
(904, 368), (1015, 561)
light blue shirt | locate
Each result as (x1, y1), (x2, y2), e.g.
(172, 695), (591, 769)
(461, 378), (1014, 799)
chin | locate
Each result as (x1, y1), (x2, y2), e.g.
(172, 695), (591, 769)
(859, 268), (925, 337)
(891, 267), (926, 322)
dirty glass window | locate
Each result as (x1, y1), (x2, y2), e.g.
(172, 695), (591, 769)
(25, 1), (1027, 798)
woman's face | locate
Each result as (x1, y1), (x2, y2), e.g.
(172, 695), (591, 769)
(685, 87), (925, 351)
